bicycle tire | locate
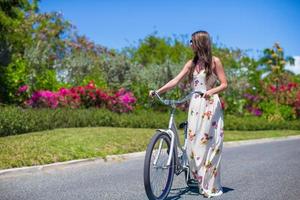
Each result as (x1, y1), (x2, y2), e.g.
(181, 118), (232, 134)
(144, 131), (175, 200)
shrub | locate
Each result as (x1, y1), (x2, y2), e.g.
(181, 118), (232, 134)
(243, 81), (299, 119)
(1, 106), (300, 137)
(22, 81), (137, 113)
(257, 100), (296, 121)
(0, 106), (185, 136)
(224, 114), (300, 130)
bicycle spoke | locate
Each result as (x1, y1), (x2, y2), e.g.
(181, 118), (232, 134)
(144, 132), (175, 200)
(149, 138), (171, 198)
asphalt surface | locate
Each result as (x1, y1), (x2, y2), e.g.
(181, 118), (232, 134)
(1, 138), (300, 200)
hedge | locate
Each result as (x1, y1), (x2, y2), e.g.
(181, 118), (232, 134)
(0, 106), (299, 137)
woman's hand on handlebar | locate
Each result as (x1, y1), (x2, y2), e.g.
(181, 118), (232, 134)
(149, 90), (157, 98)
(203, 90), (214, 100)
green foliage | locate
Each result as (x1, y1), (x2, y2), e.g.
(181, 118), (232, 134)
(122, 33), (269, 114)
(130, 82), (151, 110)
(129, 57), (192, 111)
(258, 100), (297, 121)
(34, 69), (60, 91)
(0, 1), (112, 102)
(259, 43), (294, 76)
(2, 57), (28, 102)
(0, 0), (35, 102)
(258, 42), (295, 90)
(98, 53), (134, 90)
(1, 106), (300, 137)
(0, 0), (36, 62)
(1, 1), (299, 122)
(212, 44), (262, 115)
(61, 35), (111, 87)
(0, 106), (184, 136)
(224, 114), (300, 130)
(124, 31), (192, 66)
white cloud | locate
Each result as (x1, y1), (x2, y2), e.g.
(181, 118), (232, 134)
(285, 56), (300, 75)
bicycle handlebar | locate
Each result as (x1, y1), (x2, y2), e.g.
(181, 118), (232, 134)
(151, 90), (206, 106)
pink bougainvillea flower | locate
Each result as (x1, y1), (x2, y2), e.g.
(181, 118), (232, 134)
(29, 90), (59, 108)
(86, 80), (96, 90)
(119, 93), (136, 104)
(268, 85), (277, 93)
(24, 80), (137, 112)
(58, 88), (69, 96)
(18, 85), (28, 93)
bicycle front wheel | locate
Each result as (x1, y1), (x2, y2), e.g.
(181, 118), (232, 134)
(144, 131), (175, 200)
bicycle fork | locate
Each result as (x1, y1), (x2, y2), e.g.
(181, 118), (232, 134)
(153, 106), (192, 177)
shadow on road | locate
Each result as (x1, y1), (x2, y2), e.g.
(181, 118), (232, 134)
(166, 186), (234, 199)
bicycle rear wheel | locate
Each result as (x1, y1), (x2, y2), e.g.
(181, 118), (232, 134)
(144, 131), (175, 200)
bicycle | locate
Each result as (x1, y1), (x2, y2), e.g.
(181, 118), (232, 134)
(143, 90), (205, 200)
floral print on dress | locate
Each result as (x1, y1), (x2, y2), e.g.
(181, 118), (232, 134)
(188, 129), (196, 141)
(190, 110), (194, 116)
(208, 98), (214, 104)
(220, 128), (224, 137)
(199, 133), (213, 145)
(187, 68), (224, 196)
(190, 150), (195, 159)
(205, 161), (213, 169)
(214, 148), (220, 155)
(212, 121), (217, 129)
(202, 111), (213, 120)
(212, 167), (218, 177)
(192, 171), (203, 184)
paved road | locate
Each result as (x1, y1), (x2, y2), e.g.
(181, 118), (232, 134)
(1, 138), (300, 200)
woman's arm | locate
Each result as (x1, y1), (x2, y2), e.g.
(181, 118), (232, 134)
(155, 60), (193, 95)
(208, 57), (228, 95)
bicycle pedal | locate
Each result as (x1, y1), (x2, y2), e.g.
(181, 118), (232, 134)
(187, 179), (199, 188)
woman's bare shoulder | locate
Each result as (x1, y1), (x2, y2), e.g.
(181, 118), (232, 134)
(212, 56), (221, 75)
(212, 56), (221, 63)
(187, 59), (193, 65)
(184, 59), (194, 69)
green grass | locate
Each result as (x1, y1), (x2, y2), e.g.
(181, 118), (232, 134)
(0, 127), (300, 170)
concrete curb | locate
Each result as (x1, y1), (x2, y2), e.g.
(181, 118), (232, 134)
(1, 135), (300, 176)
(223, 134), (300, 147)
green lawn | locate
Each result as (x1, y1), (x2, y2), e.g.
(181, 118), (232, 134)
(0, 127), (300, 170)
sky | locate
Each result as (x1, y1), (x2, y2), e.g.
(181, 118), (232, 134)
(40, 0), (300, 74)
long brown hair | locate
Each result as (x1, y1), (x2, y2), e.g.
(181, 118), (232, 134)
(188, 30), (214, 86)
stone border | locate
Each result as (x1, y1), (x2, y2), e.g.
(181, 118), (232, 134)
(1, 135), (300, 176)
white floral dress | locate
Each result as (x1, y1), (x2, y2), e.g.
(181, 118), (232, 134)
(187, 68), (224, 196)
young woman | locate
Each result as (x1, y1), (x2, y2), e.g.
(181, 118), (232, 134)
(149, 30), (228, 198)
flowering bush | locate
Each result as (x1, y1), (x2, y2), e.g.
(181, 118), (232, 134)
(26, 90), (59, 108)
(22, 81), (137, 113)
(107, 88), (137, 113)
(266, 82), (298, 105)
(18, 85), (28, 93)
(243, 93), (263, 116)
(258, 100), (296, 121)
(243, 81), (299, 119)
(15, 84), (31, 105)
(295, 91), (300, 116)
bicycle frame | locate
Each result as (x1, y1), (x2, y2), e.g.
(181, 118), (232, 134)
(151, 90), (204, 172)
(155, 107), (182, 168)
